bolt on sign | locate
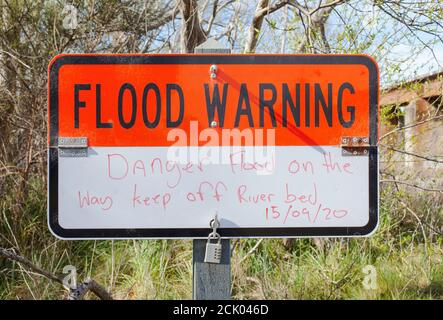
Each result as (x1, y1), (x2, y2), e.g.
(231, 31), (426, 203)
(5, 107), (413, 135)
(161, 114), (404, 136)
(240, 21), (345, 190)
(48, 54), (379, 239)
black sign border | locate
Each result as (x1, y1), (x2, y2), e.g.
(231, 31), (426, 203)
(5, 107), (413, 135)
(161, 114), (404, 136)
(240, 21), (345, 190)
(48, 54), (379, 239)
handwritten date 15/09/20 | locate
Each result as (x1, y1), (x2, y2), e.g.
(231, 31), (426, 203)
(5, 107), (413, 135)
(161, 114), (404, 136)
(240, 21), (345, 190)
(265, 203), (348, 224)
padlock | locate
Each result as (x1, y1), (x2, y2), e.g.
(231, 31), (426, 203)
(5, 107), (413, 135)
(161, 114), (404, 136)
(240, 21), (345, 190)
(204, 234), (222, 264)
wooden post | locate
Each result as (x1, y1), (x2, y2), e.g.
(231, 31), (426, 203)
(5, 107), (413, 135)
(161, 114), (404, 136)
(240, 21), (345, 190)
(193, 39), (231, 300)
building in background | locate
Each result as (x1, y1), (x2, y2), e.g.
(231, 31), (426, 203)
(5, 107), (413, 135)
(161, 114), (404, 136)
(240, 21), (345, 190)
(380, 71), (443, 183)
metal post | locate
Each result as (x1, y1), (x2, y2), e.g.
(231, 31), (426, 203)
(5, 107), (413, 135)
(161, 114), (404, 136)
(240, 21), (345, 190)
(193, 39), (231, 300)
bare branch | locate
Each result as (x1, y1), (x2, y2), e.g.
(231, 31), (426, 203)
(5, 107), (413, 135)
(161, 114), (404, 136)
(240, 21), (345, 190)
(0, 247), (62, 285)
(69, 278), (113, 300)
(0, 247), (112, 300)
(380, 180), (443, 193)
(380, 143), (443, 163)
(310, 0), (346, 15)
(244, 0), (291, 53)
(0, 49), (31, 69)
(293, 0), (345, 53)
(205, 0), (219, 35)
(379, 114), (443, 141)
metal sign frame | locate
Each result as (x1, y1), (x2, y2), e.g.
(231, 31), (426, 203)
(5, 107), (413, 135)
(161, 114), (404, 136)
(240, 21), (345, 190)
(48, 54), (379, 239)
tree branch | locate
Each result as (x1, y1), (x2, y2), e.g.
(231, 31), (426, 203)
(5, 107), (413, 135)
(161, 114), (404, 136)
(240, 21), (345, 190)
(244, 0), (291, 53)
(205, 0), (219, 35)
(379, 114), (443, 141)
(293, 0), (344, 53)
(380, 180), (443, 193)
(180, 0), (207, 53)
(69, 278), (113, 300)
(380, 143), (443, 163)
(0, 247), (62, 284)
(0, 247), (112, 300)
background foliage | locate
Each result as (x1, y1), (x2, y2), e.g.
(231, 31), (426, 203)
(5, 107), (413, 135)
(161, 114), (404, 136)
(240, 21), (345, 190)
(0, 0), (442, 299)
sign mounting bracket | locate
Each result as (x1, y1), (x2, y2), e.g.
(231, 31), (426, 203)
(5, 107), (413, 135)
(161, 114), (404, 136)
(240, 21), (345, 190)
(58, 137), (88, 157)
(341, 136), (370, 156)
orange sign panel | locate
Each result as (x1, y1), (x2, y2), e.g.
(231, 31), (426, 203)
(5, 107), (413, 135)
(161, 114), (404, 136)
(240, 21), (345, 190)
(49, 55), (378, 148)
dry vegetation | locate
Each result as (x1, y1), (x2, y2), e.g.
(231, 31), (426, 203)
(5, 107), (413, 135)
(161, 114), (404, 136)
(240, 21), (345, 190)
(0, 0), (442, 299)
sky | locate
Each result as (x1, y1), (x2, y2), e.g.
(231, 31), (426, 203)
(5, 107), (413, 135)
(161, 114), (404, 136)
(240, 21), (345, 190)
(154, 0), (443, 87)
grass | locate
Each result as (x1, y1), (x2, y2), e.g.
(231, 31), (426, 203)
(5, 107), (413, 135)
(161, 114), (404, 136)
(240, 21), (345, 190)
(0, 178), (442, 300)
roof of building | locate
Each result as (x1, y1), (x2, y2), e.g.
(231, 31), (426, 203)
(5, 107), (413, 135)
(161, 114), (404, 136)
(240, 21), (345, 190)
(381, 70), (443, 106)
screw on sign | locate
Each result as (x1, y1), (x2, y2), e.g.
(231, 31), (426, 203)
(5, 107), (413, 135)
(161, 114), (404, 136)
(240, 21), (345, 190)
(47, 54), (379, 240)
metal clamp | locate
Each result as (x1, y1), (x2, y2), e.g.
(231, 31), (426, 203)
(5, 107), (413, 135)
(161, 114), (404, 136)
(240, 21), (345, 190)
(341, 136), (370, 156)
(58, 137), (88, 157)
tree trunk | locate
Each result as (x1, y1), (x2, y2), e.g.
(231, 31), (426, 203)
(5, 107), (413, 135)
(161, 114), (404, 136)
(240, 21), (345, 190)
(180, 0), (207, 53)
